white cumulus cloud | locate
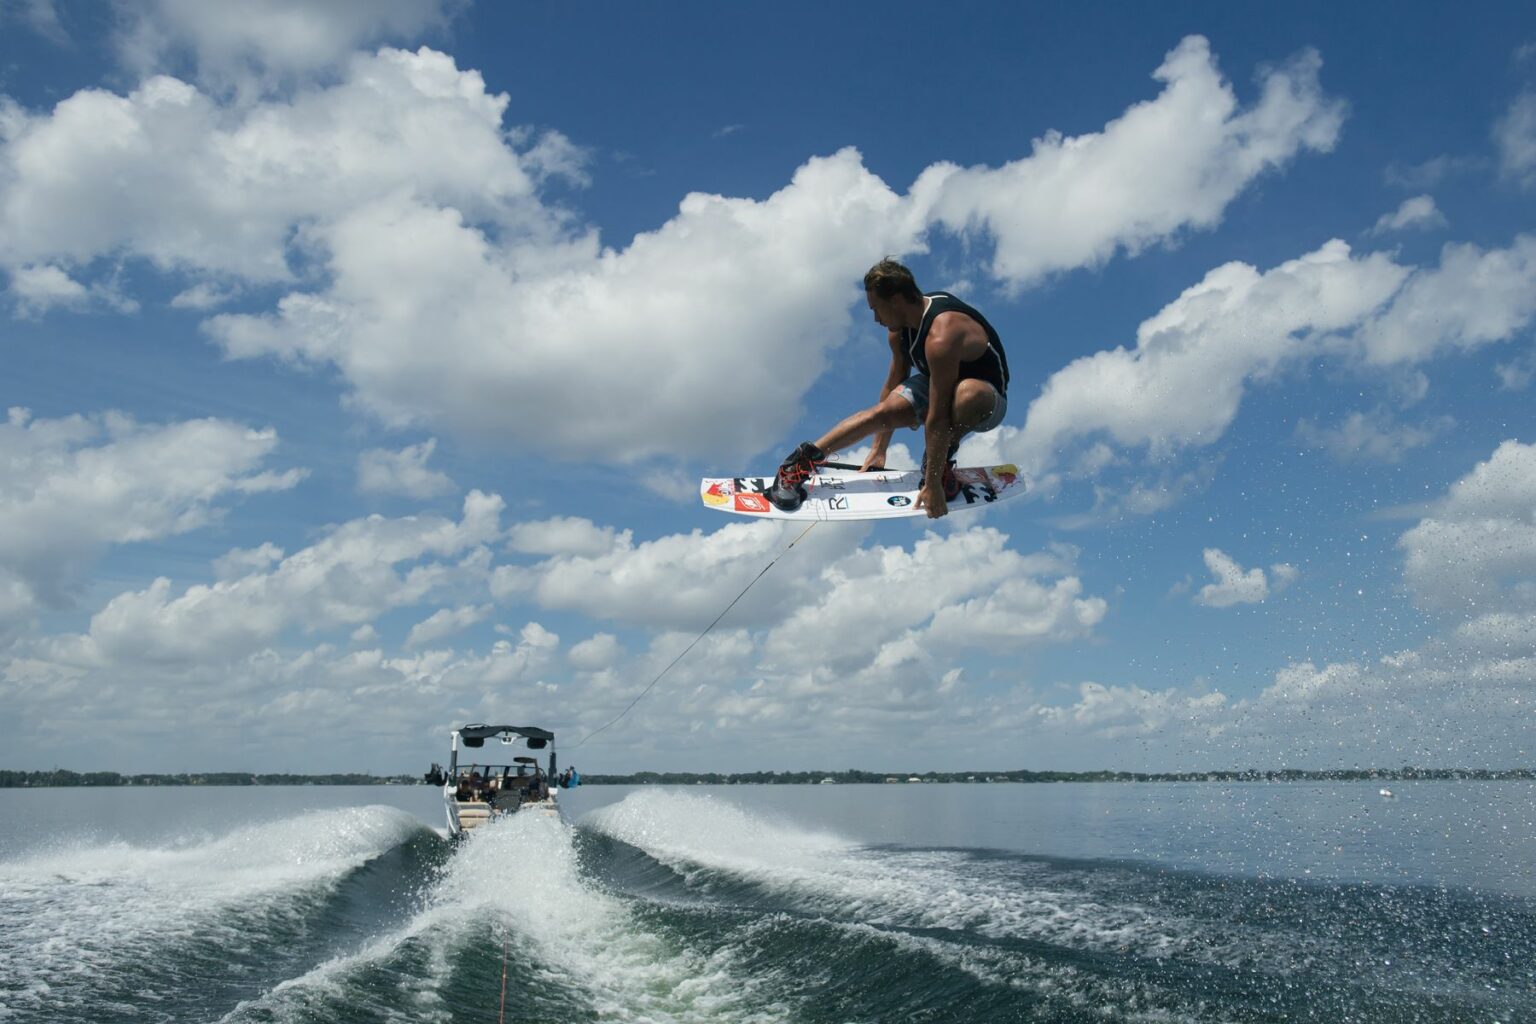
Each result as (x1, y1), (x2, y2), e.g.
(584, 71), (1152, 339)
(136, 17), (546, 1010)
(0, 48), (557, 282)
(357, 438), (455, 498)
(0, 408), (302, 618)
(1194, 548), (1295, 607)
(1014, 234), (1536, 484)
(206, 149), (918, 461)
(213, 542), (284, 581)
(115, 0), (467, 90)
(82, 490), (504, 665)
(406, 603), (491, 647)
(1496, 346), (1536, 391)
(763, 531), (1104, 674)
(915, 37), (1345, 289)
(1368, 194), (1446, 234)
(1016, 240), (1409, 475)
(1195, 549), (1267, 607)
(506, 516), (626, 559)
(490, 517), (1106, 716)
(1352, 236), (1536, 366)
(1494, 90), (1536, 188)
(515, 518), (852, 631)
(1, 38), (1345, 463)
(1294, 407), (1455, 463)
(1400, 439), (1536, 613)
(9, 263), (87, 314)
(568, 632), (623, 671)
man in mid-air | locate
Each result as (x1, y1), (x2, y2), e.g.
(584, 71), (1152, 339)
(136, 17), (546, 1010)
(770, 258), (1010, 519)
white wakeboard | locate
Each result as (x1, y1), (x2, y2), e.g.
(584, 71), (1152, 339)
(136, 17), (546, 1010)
(700, 464), (1027, 521)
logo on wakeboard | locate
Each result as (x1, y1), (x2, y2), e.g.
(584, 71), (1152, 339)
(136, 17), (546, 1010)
(887, 495), (912, 507)
(734, 494), (770, 513)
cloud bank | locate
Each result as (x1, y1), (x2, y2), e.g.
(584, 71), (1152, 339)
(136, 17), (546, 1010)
(2, 37), (1345, 462)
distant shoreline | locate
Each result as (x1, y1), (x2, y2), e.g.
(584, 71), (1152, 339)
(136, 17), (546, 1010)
(2, 767), (1532, 788)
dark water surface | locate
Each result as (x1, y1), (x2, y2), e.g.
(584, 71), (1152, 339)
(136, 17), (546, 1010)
(1, 781), (1530, 1022)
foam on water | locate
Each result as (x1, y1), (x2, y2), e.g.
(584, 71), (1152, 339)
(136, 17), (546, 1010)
(798, 916), (1208, 1024)
(0, 806), (425, 1019)
(2, 805), (422, 893)
(579, 789), (857, 874)
(581, 789), (1336, 973)
(214, 902), (452, 1024)
(222, 809), (791, 1024)
(430, 810), (789, 1023)
(8, 789), (1526, 1022)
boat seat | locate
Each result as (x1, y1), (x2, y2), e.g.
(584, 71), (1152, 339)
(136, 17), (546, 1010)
(456, 804), (492, 831)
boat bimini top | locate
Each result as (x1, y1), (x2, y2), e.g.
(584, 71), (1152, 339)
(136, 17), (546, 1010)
(424, 724), (560, 835)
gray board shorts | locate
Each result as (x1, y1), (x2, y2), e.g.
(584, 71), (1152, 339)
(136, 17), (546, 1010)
(894, 374), (1008, 433)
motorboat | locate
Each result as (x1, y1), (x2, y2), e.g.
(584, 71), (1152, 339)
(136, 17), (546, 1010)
(423, 724), (560, 837)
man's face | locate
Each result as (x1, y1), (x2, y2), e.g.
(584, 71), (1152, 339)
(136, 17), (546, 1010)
(866, 289), (902, 329)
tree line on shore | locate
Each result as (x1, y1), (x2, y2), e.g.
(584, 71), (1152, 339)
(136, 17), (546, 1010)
(0, 770), (420, 787)
(2, 766), (1531, 788)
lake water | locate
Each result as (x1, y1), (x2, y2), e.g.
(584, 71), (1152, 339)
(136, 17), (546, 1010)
(0, 780), (1531, 1022)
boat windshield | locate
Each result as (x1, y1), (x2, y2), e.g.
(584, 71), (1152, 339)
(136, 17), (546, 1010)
(450, 761), (548, 803)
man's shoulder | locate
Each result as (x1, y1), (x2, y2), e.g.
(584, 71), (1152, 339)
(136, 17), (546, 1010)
(927, 307), (986, 338)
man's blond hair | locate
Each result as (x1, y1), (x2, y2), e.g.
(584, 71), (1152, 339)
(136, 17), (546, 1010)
(863, 258), (921, 302)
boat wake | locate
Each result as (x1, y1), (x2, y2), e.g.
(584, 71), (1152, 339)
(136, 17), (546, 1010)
(580, 789), (1536, 1024)
(0, 806), (429, 1021)
(219, 807), (789, 1024)
(3, 790), (1531, 1023)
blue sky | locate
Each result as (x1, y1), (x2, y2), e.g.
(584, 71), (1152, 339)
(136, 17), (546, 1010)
(1, 0), (1533, 774)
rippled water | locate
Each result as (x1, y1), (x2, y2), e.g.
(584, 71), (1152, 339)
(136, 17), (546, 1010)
(0, 782), (1530, 1022)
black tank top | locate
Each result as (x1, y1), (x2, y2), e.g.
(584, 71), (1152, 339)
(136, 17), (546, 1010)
(903, 292), (1009, 396)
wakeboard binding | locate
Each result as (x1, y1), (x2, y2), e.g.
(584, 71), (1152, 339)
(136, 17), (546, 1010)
(768, 441), (826, 511)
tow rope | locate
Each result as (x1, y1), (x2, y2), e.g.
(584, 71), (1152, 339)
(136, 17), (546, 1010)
(569, 520), (819, 749)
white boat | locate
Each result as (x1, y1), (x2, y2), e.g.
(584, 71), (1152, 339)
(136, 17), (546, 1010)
(424, 724), (561, 837)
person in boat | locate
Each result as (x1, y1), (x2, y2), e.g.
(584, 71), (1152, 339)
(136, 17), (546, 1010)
(771, 258), (1010, 519)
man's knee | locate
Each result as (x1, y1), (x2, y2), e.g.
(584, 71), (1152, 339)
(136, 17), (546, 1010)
(872, 393), (918, 431)
(953, 380), (999, 429)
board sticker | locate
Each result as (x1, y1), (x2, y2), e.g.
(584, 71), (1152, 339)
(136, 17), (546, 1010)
(700, 464), (1028, 522)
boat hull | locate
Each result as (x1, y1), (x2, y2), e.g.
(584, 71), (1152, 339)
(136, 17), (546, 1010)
(444, 790), (560, 837)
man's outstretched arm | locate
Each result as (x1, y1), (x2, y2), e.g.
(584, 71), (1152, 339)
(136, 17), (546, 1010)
(863, 330), (909, 470)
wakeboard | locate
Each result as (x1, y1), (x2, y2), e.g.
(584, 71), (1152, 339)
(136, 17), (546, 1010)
(700, 464), (1027, 521)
